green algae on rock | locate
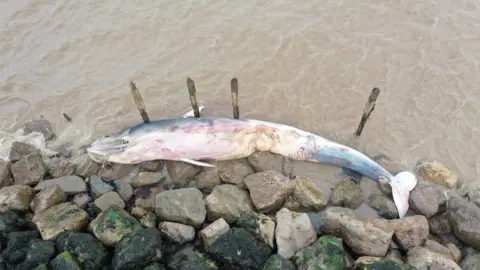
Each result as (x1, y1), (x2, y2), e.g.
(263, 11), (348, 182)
(168, 245), (218, 270)
(89, 205), (142, 246)
(292, 235), (347, 270)
(329, 179), (364, 210)
(236, 210), (275, 248)
(263, 254), (296, 270)
(56, 231), (110, 270)
(50, 251), (82, 270)
(112, 228), (163, 270)
(352, 256), (417, 270)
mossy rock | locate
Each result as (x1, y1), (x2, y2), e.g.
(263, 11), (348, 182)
(50, 251), (82, 270)
(292, 235), (346, 270)
(352, 257), (417, 270)
(263, 254), (295, 270)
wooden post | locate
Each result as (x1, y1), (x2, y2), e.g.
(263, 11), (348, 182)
(129, 81), (150, 123)
(186, 77), (200, 118)
(231, 78), (239, 119)
(355, 87), (380, 136)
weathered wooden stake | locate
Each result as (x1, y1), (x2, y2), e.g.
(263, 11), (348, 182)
(186, 77), (200, 118)
(129, 81), (150, 123)
(355, 87), (380, 136)
(231, 78), (239, 119)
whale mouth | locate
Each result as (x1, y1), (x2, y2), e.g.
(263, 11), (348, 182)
(86, 136), (130, 163)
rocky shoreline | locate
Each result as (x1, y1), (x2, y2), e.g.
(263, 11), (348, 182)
(0, 119), (479, 269)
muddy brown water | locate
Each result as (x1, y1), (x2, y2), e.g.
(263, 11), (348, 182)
(1, 1), (479, 205)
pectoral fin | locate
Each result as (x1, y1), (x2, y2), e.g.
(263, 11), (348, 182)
(180, 157), (215, 167)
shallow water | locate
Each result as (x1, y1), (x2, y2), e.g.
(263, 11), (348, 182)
(1, 0), (479, 185)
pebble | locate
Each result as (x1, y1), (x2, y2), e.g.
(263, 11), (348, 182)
(447, 194), (480, 249)
(155, 188), (206, 228)
(236, 211), (276, 248)
(72, 154), (101, 177)
(71, 193), (92, 209)
(23, 119), (55, 140)
(390, 215), (429, 251)
(101, 163), (136, 181)
(112, 179), (134, 201)
(29, 184), (67, 213)
(247, 152), (293, 177)
(134, 187), (162, 211)
(409, 181), (447, 217)
(140, 160), (164, 172)
(17, 239), (57, 269)
(263, 254), (296, 270)
(416, 160), (458, 189)
(461, 248), (480, 270)
(32, 202), (89, 240)
(195, 170), (222, 193)
(34, 175), (87, 195)
(131, 206), (149, 218)
(367, 192), (399, 219)
(330, 179), (365, 210)
(44, 156), (76, 178)
(11, 152), (46, 185)
(89, 175), (114, 199)
(458, 179), (480, 208)
(56, 231), (110, 270)
(205, 184), (254, 223)
(8, 141), (40, 163)
(216, 159), (254, 188)
(292, 176), (328, 211)
(406, 246), (461, 270)
(89, 205), (142, 246)
(2, 230), (41, 264)
(50, 251), (82, 270)
(292, 235), (347, 270)
(423, 239), (455, 261)
(131, 171), (166, 188)
(0, 184), (35, 212)
(199, 218), (230, 250)
(244, 170), (296, 214)
(94, 191), (125, 212)
(352, 256), (416, 270)
(140, 212), (157, 228)
(275, 207), (317, 259)
(158, 221), (196, 244)
(168, 245), (218, 270)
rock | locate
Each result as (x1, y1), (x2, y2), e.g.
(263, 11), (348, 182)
(390, 215), (429, 250)
(292, 235), (347, 270)
(0, 210), (29, 236)
(306, 211), (325, 235)
(131, 207), (148, 218)
(34, 175), (87, 195)
(1, 230), (41, 264)
(458, 180), (480, 208)
(236, 211), (275, 248)
(8, 141), (40, 163)
(72, 193), (92, 209)
(101, 164), (136, 181)
(244, 170), (296, 214)
(158, 221), (195, 244)
(406, 246), (461, 270)
(140, 212), (157, 228)
(423, 240), (454, 260)
(112, 228), (163, 270)
(0, 184), (35, 211)
(89, 176), (114, 199)
(11, 153), (46, 186)
(112, 180), (133, 201)
(44, 157), (76, 178)
(15, 239), (56, 269)
(89, 205), (142, 246)
(50, 251), (82, 270)
(56, 231), (110, 270)
(155, 188), (206, 228)
(428, 211), (452, 236)
(330, 179), (364, 210)
(132, 171), (166, 188)
(207, 227), (272, 270)
(73, 154), (100, 178)
(205, 184), (254, 223)
(0, 160), (13, 188)
(367, 193), (399, 219)
(166, 161), (200, 187)
(94, 191), (125, 212)
(168, 245), (218, 270)
(195, 170), (221, 193)
(199, 218), (230, 250)
(351, 256), (416, 270)
(461, 248), (480, 270)
(409, 181), (447, 217)
(291, 176), (328, 211)
(263, 254), (296, 270)
(32, 202), (89, 240)
(417, 160), (458, 189)
(140, 160), (164, 172)
(29, 184), (67, 213)
(23, 119), (54, 140)
(53, 144), (72, 158)
(385, 249), (404, 264)
(446, 243), (461, 263)
(247, 152), (293, 176)
(275, 207), (317, 259)
(134, 187), (163, 211)
(216, 159), (254, 188)
(321, 207), (394, 257)
(143, 263), (167, 270)
(447, 194), (480, 249)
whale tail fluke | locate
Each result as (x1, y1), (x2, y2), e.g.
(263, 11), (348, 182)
(390, 171), (418, 218)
